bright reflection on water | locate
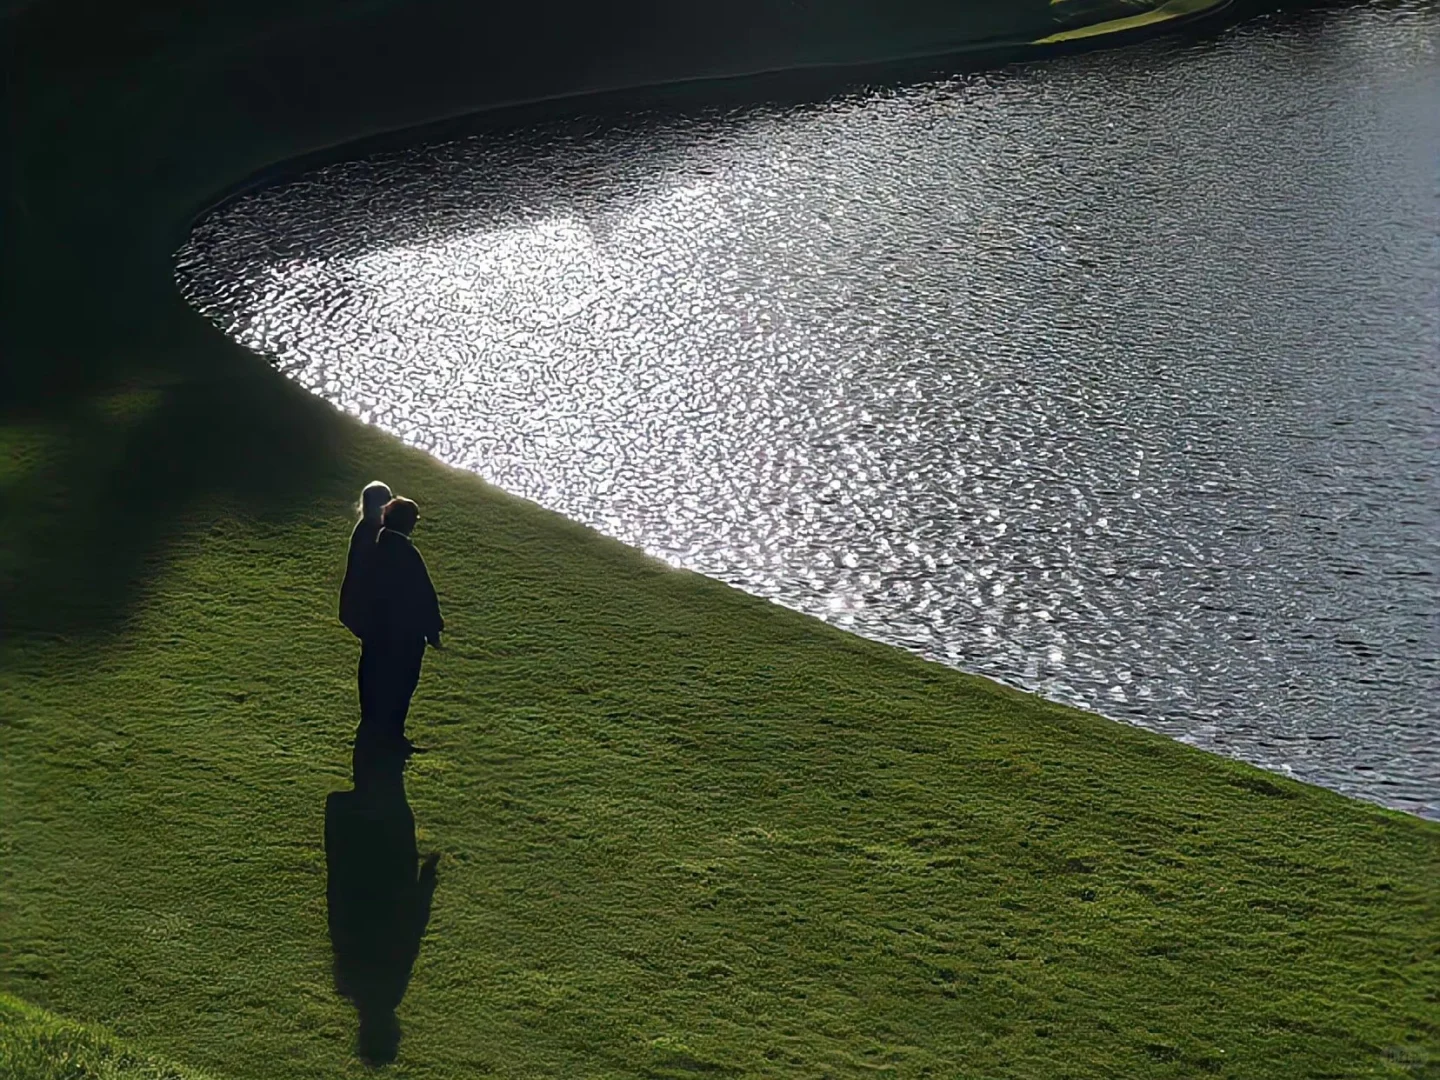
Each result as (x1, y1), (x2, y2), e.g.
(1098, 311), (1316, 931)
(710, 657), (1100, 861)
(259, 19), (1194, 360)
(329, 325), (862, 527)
(178, 2), (1440, 817)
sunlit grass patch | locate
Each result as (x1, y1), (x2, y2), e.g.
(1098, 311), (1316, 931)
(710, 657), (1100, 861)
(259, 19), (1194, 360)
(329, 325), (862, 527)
(1038, 0), (1228, 43)
(0, 994), (218, 1080)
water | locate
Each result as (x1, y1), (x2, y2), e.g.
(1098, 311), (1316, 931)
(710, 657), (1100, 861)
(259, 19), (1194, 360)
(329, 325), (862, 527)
(177, 1), (1440, 818)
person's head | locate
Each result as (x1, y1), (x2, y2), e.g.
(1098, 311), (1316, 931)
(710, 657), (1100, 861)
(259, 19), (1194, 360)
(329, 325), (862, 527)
(382, 497), (420, 536)
(357, 481), (393, 523)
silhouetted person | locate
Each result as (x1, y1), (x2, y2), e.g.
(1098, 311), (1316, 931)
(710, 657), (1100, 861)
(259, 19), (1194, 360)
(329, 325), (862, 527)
(339, 481), (393, 726)
(326, 728), (438, 1065)
(368, 497), (443, 744)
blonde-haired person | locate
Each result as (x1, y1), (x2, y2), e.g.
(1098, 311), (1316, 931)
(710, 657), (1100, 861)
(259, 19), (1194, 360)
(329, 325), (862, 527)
(339, 481), (392, 723)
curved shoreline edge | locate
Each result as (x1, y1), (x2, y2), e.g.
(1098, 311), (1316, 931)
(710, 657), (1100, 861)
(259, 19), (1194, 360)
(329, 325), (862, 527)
(184, 0), (1235, 232)
(2, 0), (1436, 1077)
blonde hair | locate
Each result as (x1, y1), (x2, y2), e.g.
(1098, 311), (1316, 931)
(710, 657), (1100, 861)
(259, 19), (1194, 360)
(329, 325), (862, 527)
(357, 481), (393, 522)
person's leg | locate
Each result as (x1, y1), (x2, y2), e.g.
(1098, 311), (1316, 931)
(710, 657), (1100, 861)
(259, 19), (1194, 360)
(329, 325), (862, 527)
(358, 642), (375, 727)
(360, 641), (395, 736)
(365, 642), (404, 739)
(391, 644), (426, 742)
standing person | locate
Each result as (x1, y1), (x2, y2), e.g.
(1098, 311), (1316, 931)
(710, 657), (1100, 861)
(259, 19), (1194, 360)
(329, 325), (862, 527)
(369, 497), (444, 746)
(339, 481), (392, 726)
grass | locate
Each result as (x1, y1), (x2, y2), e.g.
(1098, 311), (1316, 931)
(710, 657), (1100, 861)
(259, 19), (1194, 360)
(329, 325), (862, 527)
(1037, 0), (1225, 43)
(4, 379), (1437, 1078)
(0, 995), (215, 1080)
(2, 0), (1437, 1077)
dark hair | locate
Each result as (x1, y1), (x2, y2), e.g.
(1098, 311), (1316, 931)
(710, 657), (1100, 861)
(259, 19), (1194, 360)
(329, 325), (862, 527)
(381, 497), (420, 535)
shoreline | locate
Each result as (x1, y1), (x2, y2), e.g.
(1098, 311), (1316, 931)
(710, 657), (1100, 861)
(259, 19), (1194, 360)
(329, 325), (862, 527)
(3, 0), (1435, 1076)
(173, 0), (1432, 820)
(186, 0), (1235, 237)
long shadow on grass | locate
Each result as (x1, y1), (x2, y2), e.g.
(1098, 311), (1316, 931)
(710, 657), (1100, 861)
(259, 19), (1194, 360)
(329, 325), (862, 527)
(325, 727), (438, 1066)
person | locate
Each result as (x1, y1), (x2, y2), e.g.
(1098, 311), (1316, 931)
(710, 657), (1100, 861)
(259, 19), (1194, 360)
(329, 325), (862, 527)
(368, 497), (443, 744)
(339, 481), (392, 725)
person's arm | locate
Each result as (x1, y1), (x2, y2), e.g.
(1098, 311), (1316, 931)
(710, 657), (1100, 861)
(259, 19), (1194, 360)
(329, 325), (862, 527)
(338, 538), (363, 636)
(407, 545), (444, 646)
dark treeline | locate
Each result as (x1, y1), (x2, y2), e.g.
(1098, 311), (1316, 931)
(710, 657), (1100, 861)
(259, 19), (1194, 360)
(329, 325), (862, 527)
(3, 0), (1247, 411)
(9, 0), (1189, 87)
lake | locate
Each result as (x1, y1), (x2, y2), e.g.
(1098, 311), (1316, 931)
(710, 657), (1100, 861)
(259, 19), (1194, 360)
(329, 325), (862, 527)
(178, 0), (1440, 817)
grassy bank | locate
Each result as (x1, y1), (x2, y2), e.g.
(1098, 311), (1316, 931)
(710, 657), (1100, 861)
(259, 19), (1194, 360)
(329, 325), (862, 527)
(6, 378), (1437, 1079)
(2, 1), (1436, 1078)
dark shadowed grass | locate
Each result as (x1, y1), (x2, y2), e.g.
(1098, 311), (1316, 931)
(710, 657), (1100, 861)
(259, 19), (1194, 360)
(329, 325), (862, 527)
(2, 0), (1437, 1077)
(0, 355), (344, 645)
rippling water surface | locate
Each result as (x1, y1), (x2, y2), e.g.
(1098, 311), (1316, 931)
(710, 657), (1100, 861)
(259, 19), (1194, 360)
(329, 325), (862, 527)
(178, 1), (1440, 816)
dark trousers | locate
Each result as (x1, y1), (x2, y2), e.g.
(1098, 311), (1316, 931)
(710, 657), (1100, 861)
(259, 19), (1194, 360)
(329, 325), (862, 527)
(359, 639), (426, 738)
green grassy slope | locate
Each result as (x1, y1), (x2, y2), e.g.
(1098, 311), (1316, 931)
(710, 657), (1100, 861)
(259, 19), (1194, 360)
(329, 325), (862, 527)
(2, 1), (1436, 1078)
(5, 377), (1437, 1079)
(0, 994), (217, 1080)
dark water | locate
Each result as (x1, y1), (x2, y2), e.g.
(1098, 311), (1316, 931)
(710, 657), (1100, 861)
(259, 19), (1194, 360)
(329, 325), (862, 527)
(178, 1), (1440, 817)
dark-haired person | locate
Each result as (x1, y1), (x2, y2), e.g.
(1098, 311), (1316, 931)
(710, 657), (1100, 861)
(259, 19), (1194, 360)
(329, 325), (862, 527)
(339, 481), (392, 725)
(369, 497), (444, 746)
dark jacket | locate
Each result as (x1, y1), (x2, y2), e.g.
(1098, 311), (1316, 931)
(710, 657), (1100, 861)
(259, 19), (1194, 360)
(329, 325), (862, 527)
(370, 528), (443, 647)
(339, 518), (384, 640)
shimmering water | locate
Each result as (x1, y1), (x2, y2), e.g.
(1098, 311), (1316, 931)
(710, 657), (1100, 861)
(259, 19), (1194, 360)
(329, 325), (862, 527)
(178, 1), (1440, 817)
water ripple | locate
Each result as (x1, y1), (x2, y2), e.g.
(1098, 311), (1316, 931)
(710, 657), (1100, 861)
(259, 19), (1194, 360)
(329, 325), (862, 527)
(178, 1), (1440, 817)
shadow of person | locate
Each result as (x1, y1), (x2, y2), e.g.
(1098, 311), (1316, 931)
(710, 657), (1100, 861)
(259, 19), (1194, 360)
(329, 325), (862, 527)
(325, 726), (438, 1065)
